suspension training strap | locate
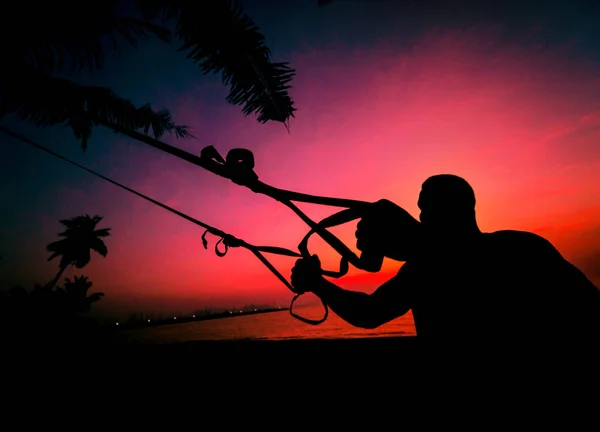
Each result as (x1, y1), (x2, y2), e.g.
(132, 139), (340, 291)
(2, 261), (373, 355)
(0, 127), (328, 324)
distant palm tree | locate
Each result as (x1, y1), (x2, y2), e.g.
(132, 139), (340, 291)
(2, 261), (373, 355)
(0, 0), (296, 151)
(46, 215), (111, 289)
(58, 275), (105, 314)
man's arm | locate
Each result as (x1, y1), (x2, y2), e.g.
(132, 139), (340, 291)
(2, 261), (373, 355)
(509, 231), (600, 322)
(521, 232), (599, 292)
(311, 264), (415, 329)
(536, 235), (600, 300)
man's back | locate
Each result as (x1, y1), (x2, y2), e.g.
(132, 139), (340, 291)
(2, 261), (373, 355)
(408, 230), (600, 338)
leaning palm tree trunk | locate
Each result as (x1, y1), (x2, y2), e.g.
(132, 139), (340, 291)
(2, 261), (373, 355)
(47, 265), (68, 289)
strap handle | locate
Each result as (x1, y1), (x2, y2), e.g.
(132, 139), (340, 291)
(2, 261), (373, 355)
(298, 206), (385, 277)
(286, 207), (374, 326)
(290, 293), (329, 325)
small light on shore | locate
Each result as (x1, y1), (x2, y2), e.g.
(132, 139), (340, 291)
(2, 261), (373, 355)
(254, 309), (257, 311)
(173, 316), (177, 320)
(192, 315), (195, 318)
(115, 322), (119, 326)
(229, 311), (232, 314)
(239, 310), (243, 313)
(147, 319), (151, 323)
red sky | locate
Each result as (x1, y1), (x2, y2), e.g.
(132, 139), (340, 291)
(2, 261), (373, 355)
(3, 19), (600, 318)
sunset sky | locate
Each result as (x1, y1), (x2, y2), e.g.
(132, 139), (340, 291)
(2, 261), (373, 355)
(1, 0), (599, 319)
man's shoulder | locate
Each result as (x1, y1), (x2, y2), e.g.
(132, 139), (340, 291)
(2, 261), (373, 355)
(484, 230), (558, 254)
(486, 229), (546, 241)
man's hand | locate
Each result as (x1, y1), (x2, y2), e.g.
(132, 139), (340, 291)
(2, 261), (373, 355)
(291, 255), (324, 294)
(356, 199), (421, 261)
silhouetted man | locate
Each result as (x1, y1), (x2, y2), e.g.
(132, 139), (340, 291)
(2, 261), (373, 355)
(291, 174), (600, 339)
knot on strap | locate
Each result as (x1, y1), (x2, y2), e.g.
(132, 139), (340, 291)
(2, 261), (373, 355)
(215, 234), (245, 257)
(222, 234), (244, 248)
(225, 148), (259, 187)
(202, 230), (243, 257)
(199, 146), (259, 188)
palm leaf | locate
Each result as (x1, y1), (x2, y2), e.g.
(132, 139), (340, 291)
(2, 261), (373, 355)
(46, 239), (68, 255)
(135, 0), (297, 125)
(89, 238), (108, 257)
(46, 252), (62, 262)
(58, 219), (79, 229)
(93, 228), (112, 238)
(0, 69), (192, 150)
(1, 2), (172, 74)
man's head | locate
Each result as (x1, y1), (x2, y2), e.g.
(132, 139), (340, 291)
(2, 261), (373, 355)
(418, 174), (479, 236)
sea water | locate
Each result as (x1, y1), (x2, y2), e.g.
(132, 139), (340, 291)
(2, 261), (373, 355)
(117, 303), (416, 344)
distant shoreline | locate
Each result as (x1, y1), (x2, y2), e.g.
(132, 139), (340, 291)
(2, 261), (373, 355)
(115, 307), (289, 330)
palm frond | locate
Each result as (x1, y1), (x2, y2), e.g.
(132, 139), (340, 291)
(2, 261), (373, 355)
(89, 215), (104, 227)
(90, 238), (109, 257)
(132, 1), (181, 23)
(64, 275), (93, 295)
(0, 69), (192, 150)
(46, 252), (61, 262)
(47, 239), (68, 254)
(93, 228), (112, 238)
(135, 0), (296, 125)
(62, 276), (74, 289)
(1, 2), (172, 74)
(110, 18), (172, 51)
(58, 218), (78, 229)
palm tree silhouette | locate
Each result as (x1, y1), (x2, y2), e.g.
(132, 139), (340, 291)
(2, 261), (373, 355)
(0, 0), (296, 151)
(45, 215), (111, 289)
(57, 275), (105, 314)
